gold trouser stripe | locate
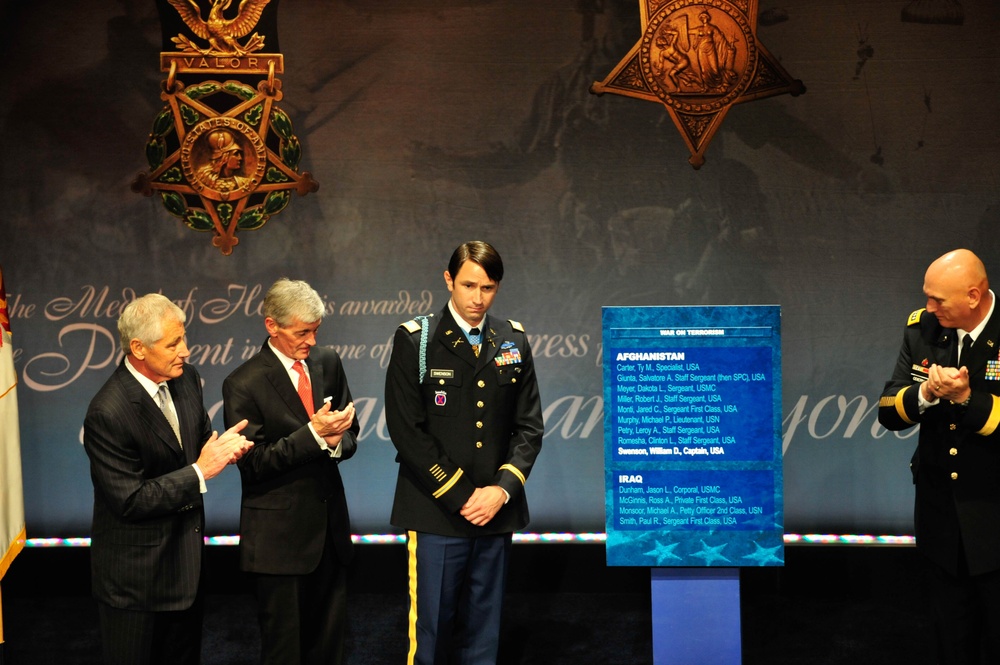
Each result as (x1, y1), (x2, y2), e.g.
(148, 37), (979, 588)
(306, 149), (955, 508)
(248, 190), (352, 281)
(894, 386), (915, 425)
(406, 531), (418, 665)
(978, 394), (1000, 435)
(432, 468), (463, 498)
(499, 463), (526, 485)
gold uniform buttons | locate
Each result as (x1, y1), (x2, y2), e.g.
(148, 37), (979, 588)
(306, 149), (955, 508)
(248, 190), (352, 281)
(951, 472), (958, 480)
(439, 379), (446, 385)
(949, 448), (958, 456)
(477, 401), (485, 408)
(476, 421), (483, 429)
(476, 441), (483, 449)
(949, 423), (957, 431)
(478, 380), (486, 388)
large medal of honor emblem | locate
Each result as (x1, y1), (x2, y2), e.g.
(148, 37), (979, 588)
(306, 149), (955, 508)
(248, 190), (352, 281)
(132, 0), (318, 254)
(592, 0), (804, 168)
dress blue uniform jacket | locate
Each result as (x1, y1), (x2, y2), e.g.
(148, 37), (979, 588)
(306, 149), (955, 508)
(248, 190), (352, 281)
(385, 307), (544, 537)
(879, 307), (1000, 576)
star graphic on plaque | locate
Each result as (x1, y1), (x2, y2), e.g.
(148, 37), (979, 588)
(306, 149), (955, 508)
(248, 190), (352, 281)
(643, 540), (683, 564)
(741, 541), (784, 566)
(591, 0), (805, 168)
(690, 539), (732, 565)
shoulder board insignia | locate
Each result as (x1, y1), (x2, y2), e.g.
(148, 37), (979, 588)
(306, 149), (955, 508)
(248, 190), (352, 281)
(907, 308), (926, 326)
(509, 320), (524, 332)
(401, 320), (421, 333)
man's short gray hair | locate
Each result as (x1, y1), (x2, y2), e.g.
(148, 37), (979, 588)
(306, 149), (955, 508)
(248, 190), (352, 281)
(263, 278), (325, 326)
(118, 293), (186, 353)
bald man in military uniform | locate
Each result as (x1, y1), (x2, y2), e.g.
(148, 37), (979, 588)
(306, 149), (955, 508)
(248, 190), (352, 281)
(384, 241), (543, 665)
(879, 248), (1000, 664)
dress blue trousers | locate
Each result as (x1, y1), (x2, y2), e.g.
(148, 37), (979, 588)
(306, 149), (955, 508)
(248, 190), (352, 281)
(406, 530), (512, 665)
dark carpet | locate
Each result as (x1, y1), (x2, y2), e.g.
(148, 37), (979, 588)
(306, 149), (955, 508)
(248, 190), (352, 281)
(1, 544), (937, 664)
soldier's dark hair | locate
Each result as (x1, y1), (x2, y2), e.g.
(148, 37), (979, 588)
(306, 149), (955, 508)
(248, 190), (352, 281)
(447, 241), (504, 283)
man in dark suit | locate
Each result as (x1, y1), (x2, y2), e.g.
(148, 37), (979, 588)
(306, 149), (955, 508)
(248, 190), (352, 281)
(879, 249), (1000, 664)
(384, 241), (544, 664)
(84, 293), (250, 665)
(222, 278), (358, 665)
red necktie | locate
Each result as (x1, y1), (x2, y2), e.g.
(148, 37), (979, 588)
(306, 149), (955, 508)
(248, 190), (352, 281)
(292, 361), (314, 415)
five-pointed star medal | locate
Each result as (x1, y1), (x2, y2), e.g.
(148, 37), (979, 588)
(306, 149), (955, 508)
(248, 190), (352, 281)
(591, 0), (805, 168)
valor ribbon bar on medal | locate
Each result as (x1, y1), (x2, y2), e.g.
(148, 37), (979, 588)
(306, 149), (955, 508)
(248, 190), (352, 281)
(160, 53), (284, 75)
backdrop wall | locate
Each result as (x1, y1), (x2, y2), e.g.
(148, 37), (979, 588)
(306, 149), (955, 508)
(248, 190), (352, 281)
(2, 0), (998, 537)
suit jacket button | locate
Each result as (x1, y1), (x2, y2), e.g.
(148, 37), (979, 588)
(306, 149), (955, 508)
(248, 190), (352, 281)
(478, 380), (486, 388)
(476, 441), (483, 449)
(195, 526), (201, 532)
(477, 401), (485, 408)
(476, 421), (483, 428)
(949, 448), (958, 456)
(950, 472), (958, 480)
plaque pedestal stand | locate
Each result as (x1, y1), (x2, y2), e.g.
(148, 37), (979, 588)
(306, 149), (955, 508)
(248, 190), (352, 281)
(651, 568), (742, 664)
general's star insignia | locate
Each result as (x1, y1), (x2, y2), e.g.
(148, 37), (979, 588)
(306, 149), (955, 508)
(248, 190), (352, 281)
(590, 0), (805, 168)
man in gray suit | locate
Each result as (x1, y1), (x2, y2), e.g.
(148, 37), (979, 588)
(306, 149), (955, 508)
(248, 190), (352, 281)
(84, 293), (251, 665)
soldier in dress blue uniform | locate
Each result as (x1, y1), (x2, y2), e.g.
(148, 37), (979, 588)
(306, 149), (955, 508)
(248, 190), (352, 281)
(384, 241), (544, 665)
(879, 249), (1000, 664)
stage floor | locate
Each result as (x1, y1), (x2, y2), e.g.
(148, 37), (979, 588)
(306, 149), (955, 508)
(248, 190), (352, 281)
(2, 543), (936, 664)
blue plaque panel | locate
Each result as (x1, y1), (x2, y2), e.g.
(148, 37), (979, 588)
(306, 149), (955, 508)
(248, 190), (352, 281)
(603, 306), (783, 567)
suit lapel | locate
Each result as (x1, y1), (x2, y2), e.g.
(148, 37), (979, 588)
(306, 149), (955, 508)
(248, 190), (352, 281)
(928, 325), (955, 367)
(963, 305), (1000, 375)
(118, 362), (185, 457)
(476, 314), (501, 373)
(436, 309), (478, 367)
(306, 355), (324, 410)
(170, 370), (203, 463)
(434, 311), (510, 374)
(260, 343), (311, 421)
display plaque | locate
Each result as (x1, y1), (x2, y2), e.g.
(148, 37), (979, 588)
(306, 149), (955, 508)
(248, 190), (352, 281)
(603, 306), (783, 567)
